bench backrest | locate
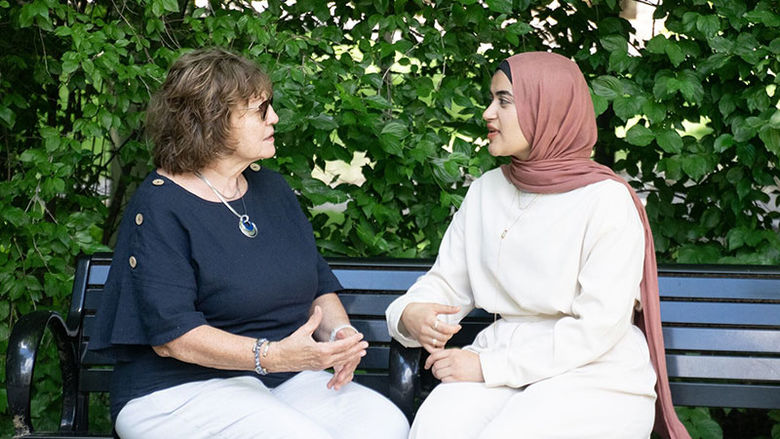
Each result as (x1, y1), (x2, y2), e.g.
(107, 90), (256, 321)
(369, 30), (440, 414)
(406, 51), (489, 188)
(73, 254), (780, 408)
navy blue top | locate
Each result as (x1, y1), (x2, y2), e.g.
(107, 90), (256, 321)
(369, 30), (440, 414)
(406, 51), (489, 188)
(88, 166), (342, 421)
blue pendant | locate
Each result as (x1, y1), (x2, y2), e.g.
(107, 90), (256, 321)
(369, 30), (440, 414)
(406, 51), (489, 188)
(239, 217), (258, 238)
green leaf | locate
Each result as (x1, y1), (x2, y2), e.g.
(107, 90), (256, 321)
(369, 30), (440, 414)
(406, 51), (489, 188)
(591, 75), (623, 99)
(600, 35), (628, 52)
(677, 70), (704, 104)
(608, 50), (633, 73)
(732, 117), (757, 142)
(713, 134), (734, 152)
(645, 35), (668, 54)
(2, 206), (27, 227)
(736, 178), (751, 200)
(681, 154), (709, 180)
(656, 129), (683, 153)
(380, 120), (409, 139)
(613, 95), (644, 121)
(699, 53), (732, 74)
(379, 121), (409, 156)
(161, 0), (179, 13)
(485, 0), (512, 14)
(744, 9), (780, 27)
(769, 111), (780, 129)
(0, 106), (15, 128)
(665, 40), (685, 67)
(719, 94), (736, 118)
(696, 15), (720, 38)
(625, 124), (654, 146)
(590, 92), (608, 116)
(708, 36), (733, 53)
(759, 126), (780, 157)
(652, 71), (675, 99)
(18, 1), (48, 28)
(309, 114), (338, 131)
(642, 100), (666, 124)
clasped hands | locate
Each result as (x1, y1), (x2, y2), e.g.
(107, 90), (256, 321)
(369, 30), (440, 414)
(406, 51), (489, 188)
(400, 302), (484, 383)
(271, 306), (367, 391)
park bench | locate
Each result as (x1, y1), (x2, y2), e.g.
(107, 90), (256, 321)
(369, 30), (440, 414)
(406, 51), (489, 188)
(6, 253), (780, 437)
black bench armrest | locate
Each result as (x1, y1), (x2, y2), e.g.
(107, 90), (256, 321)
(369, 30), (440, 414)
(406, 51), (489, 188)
(388, 339), (422, 421)
(6, 310), (80, 436)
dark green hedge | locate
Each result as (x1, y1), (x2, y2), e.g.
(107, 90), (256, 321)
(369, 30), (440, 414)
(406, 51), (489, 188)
(1, 0), (778, 436)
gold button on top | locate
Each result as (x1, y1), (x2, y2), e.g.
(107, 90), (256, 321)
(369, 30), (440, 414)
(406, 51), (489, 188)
(135, 213), (144, 225)
(152, 178), (164, 186)
(250, 163), (261, 172)
(129, 256), (137, 268)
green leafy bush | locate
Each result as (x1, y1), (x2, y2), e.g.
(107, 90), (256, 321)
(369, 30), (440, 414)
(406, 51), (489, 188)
(1, 0), (777, 435)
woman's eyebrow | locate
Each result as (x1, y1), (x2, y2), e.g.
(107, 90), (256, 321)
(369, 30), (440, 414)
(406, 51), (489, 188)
(495, 90), (513, 98)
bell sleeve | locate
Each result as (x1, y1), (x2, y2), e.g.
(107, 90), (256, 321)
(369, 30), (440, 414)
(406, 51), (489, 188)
(385, 188), (476, 347)
(105, 202), (208, 349)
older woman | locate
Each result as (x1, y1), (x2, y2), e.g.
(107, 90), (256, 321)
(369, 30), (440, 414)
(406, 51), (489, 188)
(89, 48), (409, 439)
(386, 52), (690, 438)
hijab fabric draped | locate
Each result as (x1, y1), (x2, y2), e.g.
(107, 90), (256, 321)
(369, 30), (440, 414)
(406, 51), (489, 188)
(499, 52), (690, 439)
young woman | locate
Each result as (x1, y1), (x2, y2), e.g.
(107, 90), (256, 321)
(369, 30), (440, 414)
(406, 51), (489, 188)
(386, 52), (690, 439)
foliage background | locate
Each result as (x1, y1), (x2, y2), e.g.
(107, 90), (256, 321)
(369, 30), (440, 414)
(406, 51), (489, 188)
(1, 0), (778, 437)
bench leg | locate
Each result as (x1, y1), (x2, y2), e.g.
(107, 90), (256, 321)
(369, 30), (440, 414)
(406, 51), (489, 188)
(388, 339), (421, 422)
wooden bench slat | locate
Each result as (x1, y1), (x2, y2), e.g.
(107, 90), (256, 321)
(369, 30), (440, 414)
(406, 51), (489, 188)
(658, 277), (780, 300)
(87, 264), (111, 287)
(670, 382), (780, 408)
(333, 269), (425, 291)
(660, 302), (780, 326)
(666, 355), (780, 381)
(339, 294), (398, 315)
(663, 327), (780, 353)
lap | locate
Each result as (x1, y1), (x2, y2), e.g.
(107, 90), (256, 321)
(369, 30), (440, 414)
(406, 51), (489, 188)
(411, 373), (654, 439)
(274, 370), (409, 439)
(116, 372), (408, 439)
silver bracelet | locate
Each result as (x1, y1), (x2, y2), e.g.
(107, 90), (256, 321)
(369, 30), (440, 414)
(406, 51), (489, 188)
(329, 324), (358, 342)
(252, 338), (269, 375)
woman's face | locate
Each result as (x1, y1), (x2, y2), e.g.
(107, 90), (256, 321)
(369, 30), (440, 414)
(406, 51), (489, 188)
(482, 71), (530, 160)
(229, 93), (279, 162)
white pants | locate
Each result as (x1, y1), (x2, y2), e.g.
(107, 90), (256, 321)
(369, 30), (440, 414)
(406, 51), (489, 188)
(410, 375), (655, 439)
(115, 371), (409, 439)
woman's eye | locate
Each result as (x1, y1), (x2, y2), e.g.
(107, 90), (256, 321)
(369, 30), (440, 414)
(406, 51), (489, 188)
(499, 98), (511, 106)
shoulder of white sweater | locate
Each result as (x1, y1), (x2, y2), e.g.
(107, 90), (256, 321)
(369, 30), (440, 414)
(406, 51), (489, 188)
(469, 168), (633, 200)
(579, 178), (634, 200)
(466, 167), (511, 194)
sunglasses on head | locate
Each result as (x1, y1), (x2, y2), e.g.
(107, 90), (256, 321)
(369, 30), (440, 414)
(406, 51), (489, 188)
(240, 96), (273, 121)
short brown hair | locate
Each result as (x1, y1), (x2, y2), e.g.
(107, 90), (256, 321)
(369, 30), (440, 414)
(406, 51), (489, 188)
(146, 48), (272, 174)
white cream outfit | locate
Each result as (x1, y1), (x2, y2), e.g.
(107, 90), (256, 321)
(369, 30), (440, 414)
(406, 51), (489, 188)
(386, 168), (657, 438)
(115, 371), (409, 439)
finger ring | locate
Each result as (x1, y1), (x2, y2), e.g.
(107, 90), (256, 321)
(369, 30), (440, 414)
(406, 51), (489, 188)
(432, 338), (438, 346)
(434, 320), (439, 330)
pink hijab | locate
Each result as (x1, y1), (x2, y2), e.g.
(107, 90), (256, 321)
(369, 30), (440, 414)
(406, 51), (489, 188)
(499, 52), (690, 439)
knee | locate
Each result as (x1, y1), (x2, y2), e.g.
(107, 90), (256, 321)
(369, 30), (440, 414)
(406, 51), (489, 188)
(263, 417), (333, 439)
(375, 404), (410, 439)
(340, 392), (409, 439)
(410, 401), (468, 439)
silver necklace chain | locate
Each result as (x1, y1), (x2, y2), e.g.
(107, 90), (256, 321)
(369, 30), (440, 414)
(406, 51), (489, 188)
(195, 171), (258, 238)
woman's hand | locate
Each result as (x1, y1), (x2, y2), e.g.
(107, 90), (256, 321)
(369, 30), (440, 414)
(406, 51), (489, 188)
(424, 348), (484, 383)
(327, 326), (362, 390)
(268, 306), (368, 373)
(400, 302), (462, 353)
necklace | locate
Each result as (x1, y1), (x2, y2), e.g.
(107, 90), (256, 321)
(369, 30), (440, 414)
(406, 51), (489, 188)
(195, 171), (258, 238)
(499, 190), (539, 239)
